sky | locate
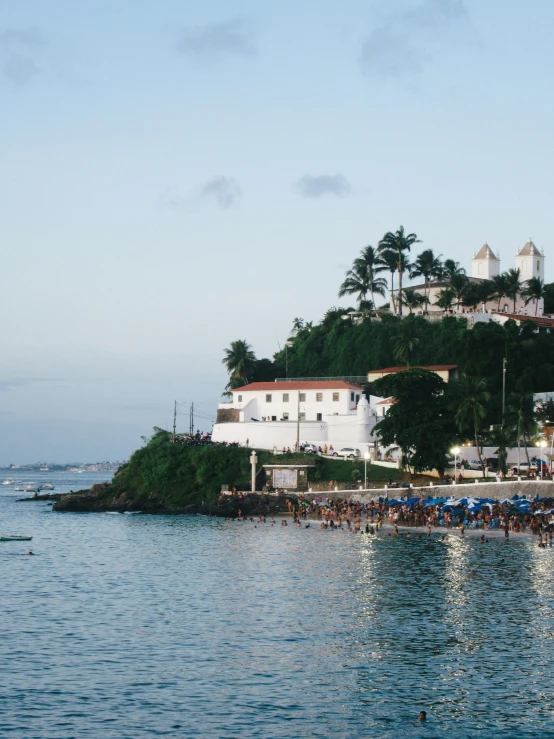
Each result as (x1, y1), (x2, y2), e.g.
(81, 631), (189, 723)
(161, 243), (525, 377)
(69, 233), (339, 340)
(1, 0), (553, 463)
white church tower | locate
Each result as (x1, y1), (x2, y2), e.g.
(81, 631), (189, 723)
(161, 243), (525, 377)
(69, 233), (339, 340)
(515, 238), (544, 283)
(471, 243), (501, 279)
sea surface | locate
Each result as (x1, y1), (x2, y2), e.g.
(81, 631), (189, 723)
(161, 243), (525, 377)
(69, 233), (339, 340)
(1, 475), (554, 738)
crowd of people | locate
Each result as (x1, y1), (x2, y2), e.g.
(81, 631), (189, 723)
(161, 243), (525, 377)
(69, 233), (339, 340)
(227, 494), (554, 546)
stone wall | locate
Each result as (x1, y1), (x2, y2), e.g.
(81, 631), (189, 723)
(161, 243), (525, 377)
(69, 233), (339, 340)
(288, 480), (554, 503)
(216, 408), (240, 423)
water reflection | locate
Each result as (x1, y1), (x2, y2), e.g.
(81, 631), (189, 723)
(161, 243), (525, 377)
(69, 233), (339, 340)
(2, 497), (554, 738)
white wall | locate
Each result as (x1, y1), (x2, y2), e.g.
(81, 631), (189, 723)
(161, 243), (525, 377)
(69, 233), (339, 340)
(212, 418), (374, 453)
(231, 387), (360, 421)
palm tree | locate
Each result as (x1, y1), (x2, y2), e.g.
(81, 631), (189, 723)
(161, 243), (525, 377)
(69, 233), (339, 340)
(461, 280), (494, 312)
(474, 279), (495, 307)
(508, 392), (537, 467)
(505, 268), (522, 312)
(392, 319), (420, 367)
(461, 283), (480, 312)
(378, 226), (421, 316)
(450, 272), (469, 311)
(292, 317), (304, 333)
(522, 277), (546, 316)
(401, 288), (427, 314)
(440, 259), (466, 281)
(454, 377), (491, 477)
(338, 262), (369, 307)
(435, 287), (456, 313)
(410, 249), (442, 310)
(352, 245), (388, 308)
(222, 340), (257, 387)
(489, 424), (512, 475)
(379, 249), (399, 314)
(492, 273), (510, 311)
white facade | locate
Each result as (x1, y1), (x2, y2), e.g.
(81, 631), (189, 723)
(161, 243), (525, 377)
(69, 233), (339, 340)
(402, 238), (546, 317)
(515, 238), (545, 283)
(471, 243), (501, 279)
(212, 381), (382, 452)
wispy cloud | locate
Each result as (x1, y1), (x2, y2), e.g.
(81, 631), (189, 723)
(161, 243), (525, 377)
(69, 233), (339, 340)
(177, 18), (256, 62)
(359, 0), (479, 84)
(200, 176), (241, 209)
(158, 177), (242, 212)
(0, 25), (45, 87)
(295, 174), (351, 199)
(0, 378), (66, 392)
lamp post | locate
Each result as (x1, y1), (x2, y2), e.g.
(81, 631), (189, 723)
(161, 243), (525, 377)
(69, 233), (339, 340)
(250, 450), (258, 492)
(451, 446), (461, 484)
(536, 439), (547, 480)
(364, 450), (370, 490)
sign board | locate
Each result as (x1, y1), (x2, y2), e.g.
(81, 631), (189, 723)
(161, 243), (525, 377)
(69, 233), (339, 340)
(273, 468), (298, 488)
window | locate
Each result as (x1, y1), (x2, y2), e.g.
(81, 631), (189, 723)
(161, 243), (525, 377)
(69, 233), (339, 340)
(316, 413), (322, 421)
(350, 392), (354, 402)
(356, 394), (360, 404)
(538, 260), (540, 271)
(283, 393), (289, 402)
(299, 393), (306, 402)
(237, 395), (242, 402)
(316, 393), (323, 402)
(271, 415), (277, 421)
(299, 412), (306, 421)
(332, 392), (339, 402)
(282, 412), (289, 420)
(266, 394), (272, 402)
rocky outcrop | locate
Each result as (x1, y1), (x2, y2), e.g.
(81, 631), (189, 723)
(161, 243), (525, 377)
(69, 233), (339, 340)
(52, 484), (292, 516)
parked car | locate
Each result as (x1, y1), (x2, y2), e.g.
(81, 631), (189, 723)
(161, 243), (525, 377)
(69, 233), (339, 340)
(302, 443), (318, 453)
(333, 447), (361, 459)
(466, 459), (485, 471)
(512, 460), (548, 475)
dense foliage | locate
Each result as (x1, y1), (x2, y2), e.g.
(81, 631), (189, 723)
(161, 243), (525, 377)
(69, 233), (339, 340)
(111, 430), (402, 506)
(372, 369), (455, 476)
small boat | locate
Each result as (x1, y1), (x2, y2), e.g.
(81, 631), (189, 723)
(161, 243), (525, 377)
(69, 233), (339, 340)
(2, 479), (15, 485)
(0, 535), (33, 542)
(14, 486), (26, 492)
(40, 483), (55, 490)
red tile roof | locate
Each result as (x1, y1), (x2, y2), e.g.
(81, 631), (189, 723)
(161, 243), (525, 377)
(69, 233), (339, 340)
(375, 396), (395, 405)
(368, 365), (458, 374)
(492, 311), (554, 328)
(232, 381), (363, 392)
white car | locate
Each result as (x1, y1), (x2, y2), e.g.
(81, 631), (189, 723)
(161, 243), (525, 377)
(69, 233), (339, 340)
(466, 459), (485, 470)
(332, 447), (361, 459)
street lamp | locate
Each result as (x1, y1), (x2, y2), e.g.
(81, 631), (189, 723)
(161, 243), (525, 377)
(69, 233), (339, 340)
(536, 439), (547, 480)
(364, 450), (370, 489)
(250, 450), (258, 492)
(451, 446), (461, 484)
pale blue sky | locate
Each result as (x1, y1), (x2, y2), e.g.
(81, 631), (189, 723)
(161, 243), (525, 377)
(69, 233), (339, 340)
(1, 0), (553, 462)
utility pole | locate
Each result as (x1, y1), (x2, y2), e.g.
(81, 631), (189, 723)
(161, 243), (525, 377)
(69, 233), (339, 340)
(502, 357), (507, 425)
(189, 402), (194, 435)
(172, 400), (177, 442)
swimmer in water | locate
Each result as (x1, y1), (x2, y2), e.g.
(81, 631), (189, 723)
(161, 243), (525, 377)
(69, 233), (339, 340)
(26, 551), (34, 556)
(419, 711), (426, 722)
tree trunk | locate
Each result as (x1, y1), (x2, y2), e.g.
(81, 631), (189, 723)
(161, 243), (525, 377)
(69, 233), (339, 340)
(523, 430), (531, 466)
(398, 264), (403, 317)
(536, 300), (539, 316)
(390, 271), (396, 313)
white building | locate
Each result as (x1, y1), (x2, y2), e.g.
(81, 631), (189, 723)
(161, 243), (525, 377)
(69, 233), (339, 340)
(471, 242), (501, 279)
(212, 381), (380, 452)
(402, 239), (545, 317)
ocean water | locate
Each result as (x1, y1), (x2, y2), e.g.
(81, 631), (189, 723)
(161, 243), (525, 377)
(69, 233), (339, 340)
(1, 481), (554, 738)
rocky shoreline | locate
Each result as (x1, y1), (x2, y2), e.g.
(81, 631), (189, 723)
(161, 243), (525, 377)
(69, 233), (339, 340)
(50, 484), (291, 516)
